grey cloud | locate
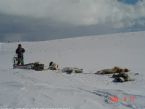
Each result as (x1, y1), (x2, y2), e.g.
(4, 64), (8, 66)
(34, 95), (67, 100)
(0, 0), (145, 27)
(0, 0), (145, 42)
(1, 13), (144, 42)
(0, 13), (121, 42)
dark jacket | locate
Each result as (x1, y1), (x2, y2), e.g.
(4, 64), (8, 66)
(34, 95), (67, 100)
(16, 47), (25, 58)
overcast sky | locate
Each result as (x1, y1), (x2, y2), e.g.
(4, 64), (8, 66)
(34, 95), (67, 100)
(0, 0), (145, 42)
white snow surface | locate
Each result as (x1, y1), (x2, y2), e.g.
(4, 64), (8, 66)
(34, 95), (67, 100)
(0, 31), (145, 109)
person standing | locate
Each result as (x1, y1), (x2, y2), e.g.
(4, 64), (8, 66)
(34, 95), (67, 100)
(16, 44), (25, 65)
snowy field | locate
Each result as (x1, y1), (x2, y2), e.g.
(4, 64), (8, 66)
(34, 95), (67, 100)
(0, 31), (145, 109)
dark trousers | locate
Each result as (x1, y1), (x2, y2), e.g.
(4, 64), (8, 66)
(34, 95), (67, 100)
(17, 57), (24, 65)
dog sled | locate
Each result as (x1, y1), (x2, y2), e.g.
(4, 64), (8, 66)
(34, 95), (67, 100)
(13, 57), (44, 71)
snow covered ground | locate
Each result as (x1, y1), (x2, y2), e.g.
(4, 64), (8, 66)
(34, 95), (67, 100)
(0, 31), (145, 109)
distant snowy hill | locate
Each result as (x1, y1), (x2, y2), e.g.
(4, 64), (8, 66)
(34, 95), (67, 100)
(0, 31), (145, 109)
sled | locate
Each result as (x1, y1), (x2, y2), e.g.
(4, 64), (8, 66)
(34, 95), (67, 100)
(13, 63), (34, 69)
(13, 57), (44, 71)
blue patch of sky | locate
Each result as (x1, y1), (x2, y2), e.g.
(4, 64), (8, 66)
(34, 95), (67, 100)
(118, 0), (139, 5)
